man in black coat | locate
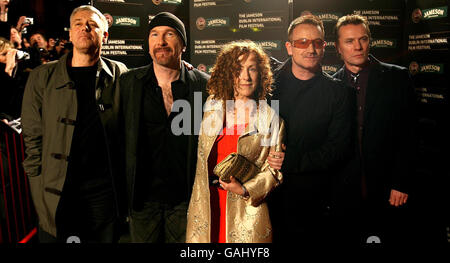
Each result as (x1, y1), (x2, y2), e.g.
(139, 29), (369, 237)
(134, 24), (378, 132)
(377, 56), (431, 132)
(119, 12), (209, 243)
(269, 15), (353, 244)
(332, 15), (417, 245)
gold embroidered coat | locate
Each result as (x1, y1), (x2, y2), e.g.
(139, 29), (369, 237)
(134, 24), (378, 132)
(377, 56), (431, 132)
(186, 97), (285, 243)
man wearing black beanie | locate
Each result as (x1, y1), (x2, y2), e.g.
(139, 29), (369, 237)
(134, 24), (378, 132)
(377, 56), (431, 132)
(120, 12), (210, 243)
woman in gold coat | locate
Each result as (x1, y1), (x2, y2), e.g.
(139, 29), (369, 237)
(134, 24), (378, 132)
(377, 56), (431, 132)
(186, 40), (285, 243)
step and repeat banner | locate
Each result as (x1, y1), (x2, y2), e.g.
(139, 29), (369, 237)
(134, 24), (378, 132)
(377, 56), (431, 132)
(404, 0), (449, 201)
(92, 0), (448, 115)
(292, 0), (406, 76)
(93, 0), (189, 68)
(405, 0), (449, 108)
(189, 0), (293, 74)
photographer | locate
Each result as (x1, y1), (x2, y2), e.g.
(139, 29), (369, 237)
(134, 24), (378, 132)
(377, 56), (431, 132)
(0, 36), (28, 121)
(47, 36), (67, 60)
(28, 32), (51, 64)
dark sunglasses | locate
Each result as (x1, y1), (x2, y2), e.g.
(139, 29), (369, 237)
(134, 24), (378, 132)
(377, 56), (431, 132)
(291, 38), (326, 49)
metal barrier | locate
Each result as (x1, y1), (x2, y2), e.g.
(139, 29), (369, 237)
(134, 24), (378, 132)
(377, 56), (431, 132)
(0, 121), (37, 243)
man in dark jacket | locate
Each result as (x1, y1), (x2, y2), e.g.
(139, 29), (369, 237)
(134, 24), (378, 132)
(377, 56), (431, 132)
(332, 15), (417, 244)
(269, 15), (353, 244)
(21, 5), (127, 243)
(119, 12), (209, 243)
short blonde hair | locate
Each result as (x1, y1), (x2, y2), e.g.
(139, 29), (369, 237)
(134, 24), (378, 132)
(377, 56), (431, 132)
(0, 37), (12, 53)
(334, 15), (371, 45)
(70, 5), (108, 32)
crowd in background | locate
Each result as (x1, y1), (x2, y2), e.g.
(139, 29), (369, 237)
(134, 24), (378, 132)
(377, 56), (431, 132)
(1, 0), (71, 122)
(0, 1), (448, 246)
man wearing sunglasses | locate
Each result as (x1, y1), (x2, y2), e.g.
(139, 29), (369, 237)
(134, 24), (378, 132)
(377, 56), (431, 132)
(269, 15), (353, 244)
(332, 15), (417, 245)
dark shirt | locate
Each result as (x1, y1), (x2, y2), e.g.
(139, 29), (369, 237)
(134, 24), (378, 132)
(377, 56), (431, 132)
(138, 65), (190, 204)
(345, 64), (371, 198)
(272, 60), (352, 176)
(333, 54), (417, 199)
(270, 59), (353, 237)
(345, 63), (371, 153)
(67, 65), (112, 193)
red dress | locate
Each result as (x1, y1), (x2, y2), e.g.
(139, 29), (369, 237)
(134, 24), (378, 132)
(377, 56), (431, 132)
(207, 123), (247, 243)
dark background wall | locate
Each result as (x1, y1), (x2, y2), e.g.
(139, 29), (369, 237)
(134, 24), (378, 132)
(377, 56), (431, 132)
(2, 0), (449, 243)
(6, 0), (91, 39)
(92, 0), (189, 68)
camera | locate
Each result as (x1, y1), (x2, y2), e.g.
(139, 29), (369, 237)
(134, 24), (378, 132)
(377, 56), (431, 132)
(15, 50), (30, 61)
(24, 17), (34, 25)
(21, 17), (34, 35)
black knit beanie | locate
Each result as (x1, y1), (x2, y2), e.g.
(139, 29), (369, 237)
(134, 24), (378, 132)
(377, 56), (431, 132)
(148, 12), (187, 46)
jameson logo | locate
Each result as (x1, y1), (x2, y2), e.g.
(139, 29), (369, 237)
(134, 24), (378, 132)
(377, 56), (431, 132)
(114, 16), (140, 26)
(315, 12), (341, 22)
(371, 39), (396, 48)
(409, 62), (444, 74)
(423, 6), (447, 19)
(206, 17), (229, 27)
(163, 0), (182, 4)
(153, 0), (182, 4)
(322, 65), (339, 74)
(420, 64), (444, 74)
(197, 64), (214, 74)
(97, 0), (125, 2)
(256, 41), (281, 50)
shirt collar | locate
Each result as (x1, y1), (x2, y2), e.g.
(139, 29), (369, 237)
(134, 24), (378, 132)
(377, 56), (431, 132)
(65, 52), (113, 78)
(344, 56), (373, 76)
(149, 62), (186, 85)
(177, 63), (187, 84)
(98, 57), (113, 78)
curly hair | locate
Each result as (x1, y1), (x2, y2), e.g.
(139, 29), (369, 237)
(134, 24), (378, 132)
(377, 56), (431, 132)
(207, 40), (273, 103)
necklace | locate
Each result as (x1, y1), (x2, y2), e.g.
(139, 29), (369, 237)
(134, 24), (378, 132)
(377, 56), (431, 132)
(350, 72), (360, 84)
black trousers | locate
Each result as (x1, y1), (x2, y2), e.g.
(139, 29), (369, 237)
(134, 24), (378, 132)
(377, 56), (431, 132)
(271, 174), (337, 244)
(46, 182), (118, 243)
(129, 200), (188, 243)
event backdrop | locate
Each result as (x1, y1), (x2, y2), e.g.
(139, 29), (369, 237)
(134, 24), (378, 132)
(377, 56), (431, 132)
(93, 0), (189, 68)
(292, 0), (405, 75)
(189, 0), (293, 74)
(404, 0), (449, 108)
(92, 0), (448, 110)
(92, 1), (449, 220)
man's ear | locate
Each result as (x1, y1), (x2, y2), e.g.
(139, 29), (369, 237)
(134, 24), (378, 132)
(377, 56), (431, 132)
(335, 42), (342, 58)
(103, 31), (109, 44)
(285, 41), (293, 56)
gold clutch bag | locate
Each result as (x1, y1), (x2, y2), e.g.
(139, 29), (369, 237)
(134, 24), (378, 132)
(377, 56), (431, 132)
(213, 153), (260, 184)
